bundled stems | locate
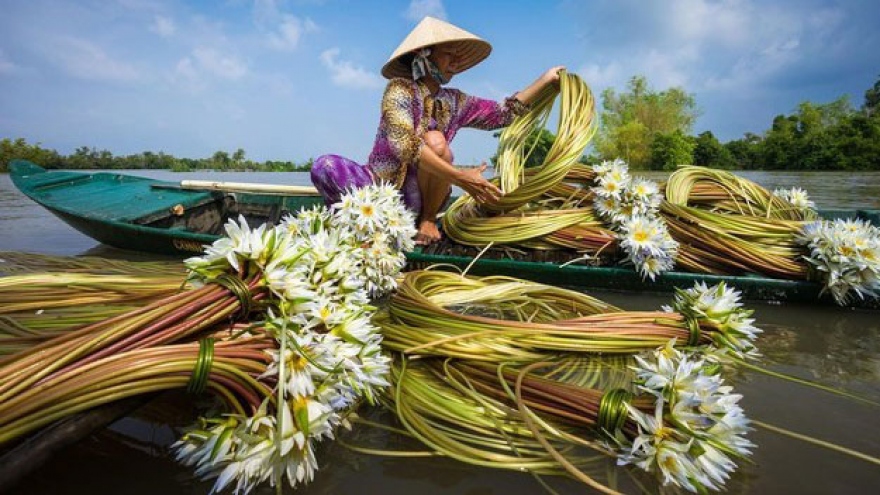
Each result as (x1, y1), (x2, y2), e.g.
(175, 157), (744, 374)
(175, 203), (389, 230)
(0, 335), (275, 445)
(0, 275), (262, 404)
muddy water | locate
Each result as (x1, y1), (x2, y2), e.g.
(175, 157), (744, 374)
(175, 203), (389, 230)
(2, 171), (879, 494)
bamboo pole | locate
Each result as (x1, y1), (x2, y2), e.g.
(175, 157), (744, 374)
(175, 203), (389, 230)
(177, 180), (320, 196)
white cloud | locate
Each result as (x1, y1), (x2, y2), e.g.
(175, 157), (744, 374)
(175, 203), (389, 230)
(665, 0), (750, 48)
(267, 15), (318, 51)
(253, 0), (283, 24)
(405, 0), (447, 22)
(192, 47), (247, 80)
(571, 0), (855, 98)
(577, 62), (624, 92)
(172, 56), (200, 88)
(641, 48), (693, 88)
(320, 48), (384, 90)
(172, 47), (247, 89)
(150, 15), (176, 37)
(47, 36), (140, 82)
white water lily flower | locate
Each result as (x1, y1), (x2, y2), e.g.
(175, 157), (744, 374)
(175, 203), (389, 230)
(773, 186), (816, 212)
(620, 341), (755, 493)
(694, 441), (737, 487)
(670, 282), (762, 359)
(589, 159), (676, 279)
(620, 402), (705, 493)
(799, 218), (880, 304)
(594, 175), (626, 199)
(176, 183), (410, 495)
(621, 216), (667, 257)
(594, 195), (620, 219)
(619, 216), (679, 281)
(629, 178), (663, 210)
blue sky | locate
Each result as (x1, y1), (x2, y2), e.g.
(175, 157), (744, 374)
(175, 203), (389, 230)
(1, 0), (879, 164)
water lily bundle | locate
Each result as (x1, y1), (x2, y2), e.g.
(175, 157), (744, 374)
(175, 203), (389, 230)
(665, 166), (817, 221)
(375, 277), (762, 492)
(663, 166), (880, 303)
(797, 218), (880, 304)
(0, 184), (416, 495)
(174, 188), (415, 493)
(590, 159), (678, 280)
(377, 270), (762, 363)
(0, 272), (259, 397)
(383, 341), (754, 494)
(661, 165), (812, 278)
(383, 356), (621, 480)
(0, 332), (275, 444)
(442, 72), (618, 255)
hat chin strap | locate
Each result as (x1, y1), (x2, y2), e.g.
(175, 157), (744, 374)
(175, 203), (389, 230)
(411, 48), (450, 85)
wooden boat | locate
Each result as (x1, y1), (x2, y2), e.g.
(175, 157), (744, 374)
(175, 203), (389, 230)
(10, 159), (880, 308)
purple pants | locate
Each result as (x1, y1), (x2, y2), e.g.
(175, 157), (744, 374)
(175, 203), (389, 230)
(310, 154), (424, 214)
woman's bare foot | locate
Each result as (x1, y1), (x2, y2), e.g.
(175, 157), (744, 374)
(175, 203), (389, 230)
(415, 219), (442, 245)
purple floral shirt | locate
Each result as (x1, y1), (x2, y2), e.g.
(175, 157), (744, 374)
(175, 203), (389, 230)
(367, 78), (529, 188)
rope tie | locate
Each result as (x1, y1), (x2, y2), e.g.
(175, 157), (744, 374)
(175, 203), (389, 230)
(597, 388), (633, 435)
(213, 273), (252, 318)
(187, 338), (215, 395)
(685, 315), (702, 347)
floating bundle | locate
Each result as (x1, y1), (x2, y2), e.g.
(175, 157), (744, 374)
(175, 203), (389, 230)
(378, 270), (760, 361)
(0, 256), (188, 354)
(0, 184), (417, 494)
(373, 270), (762, 493)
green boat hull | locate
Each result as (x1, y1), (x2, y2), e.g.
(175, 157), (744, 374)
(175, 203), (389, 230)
(10, 159), (880, 308)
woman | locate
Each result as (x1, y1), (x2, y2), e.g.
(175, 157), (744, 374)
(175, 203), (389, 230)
(311, 16), (562, 244)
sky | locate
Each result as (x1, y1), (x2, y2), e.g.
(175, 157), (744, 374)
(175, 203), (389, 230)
(1, 0), (879, 165)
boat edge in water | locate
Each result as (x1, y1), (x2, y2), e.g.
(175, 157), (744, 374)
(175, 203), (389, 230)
(9, 159), (880, 309)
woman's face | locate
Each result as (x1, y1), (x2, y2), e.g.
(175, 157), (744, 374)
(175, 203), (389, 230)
(428, 45), (460, 83)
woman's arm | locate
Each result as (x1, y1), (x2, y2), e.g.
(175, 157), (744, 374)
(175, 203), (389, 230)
(417, 145), (502, 205)
(515, 66), (565, 106)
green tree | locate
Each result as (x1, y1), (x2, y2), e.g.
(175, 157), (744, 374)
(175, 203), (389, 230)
(693, 131), (735, 169)
(649, 130), (695, 171)
(211, 150), (231, 170)
(232, 148), (246, 167)
(724, 133), (761, 170)
(0, 138), (64, 171)
(756, 97), (856, 170)
(864, 75), (880, 116)
(830, 112), (880, 170)
(491, 128), (556, 169)
(594, 75), (699, 169)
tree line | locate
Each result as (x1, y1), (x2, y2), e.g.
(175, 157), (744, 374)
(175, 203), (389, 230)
(0, 141), (313, 173)
(3, 75), (879, 173)
(591, 74), (880, 170)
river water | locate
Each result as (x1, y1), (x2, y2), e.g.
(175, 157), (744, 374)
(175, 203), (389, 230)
(1, 170), (879, 494)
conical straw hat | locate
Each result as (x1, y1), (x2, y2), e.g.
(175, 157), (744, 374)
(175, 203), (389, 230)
(381, 16), (492, 79)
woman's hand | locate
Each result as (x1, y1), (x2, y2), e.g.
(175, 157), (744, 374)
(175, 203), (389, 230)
(453, 163), (503, 205)
(542, 66), (566, 86)
(516, 66), (567, 106)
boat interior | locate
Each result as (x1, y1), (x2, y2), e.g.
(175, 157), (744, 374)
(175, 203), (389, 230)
(135, 190), (323, 236)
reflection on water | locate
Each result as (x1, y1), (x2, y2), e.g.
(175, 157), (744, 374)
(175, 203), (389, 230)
(2, 170), (880, 494)
(760, 312), (880, 391)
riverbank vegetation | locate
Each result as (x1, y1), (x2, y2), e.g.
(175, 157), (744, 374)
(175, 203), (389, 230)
(2, 76), (878, 173)
(590, 75), (880, 171)
(0, 141), (312, 173)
